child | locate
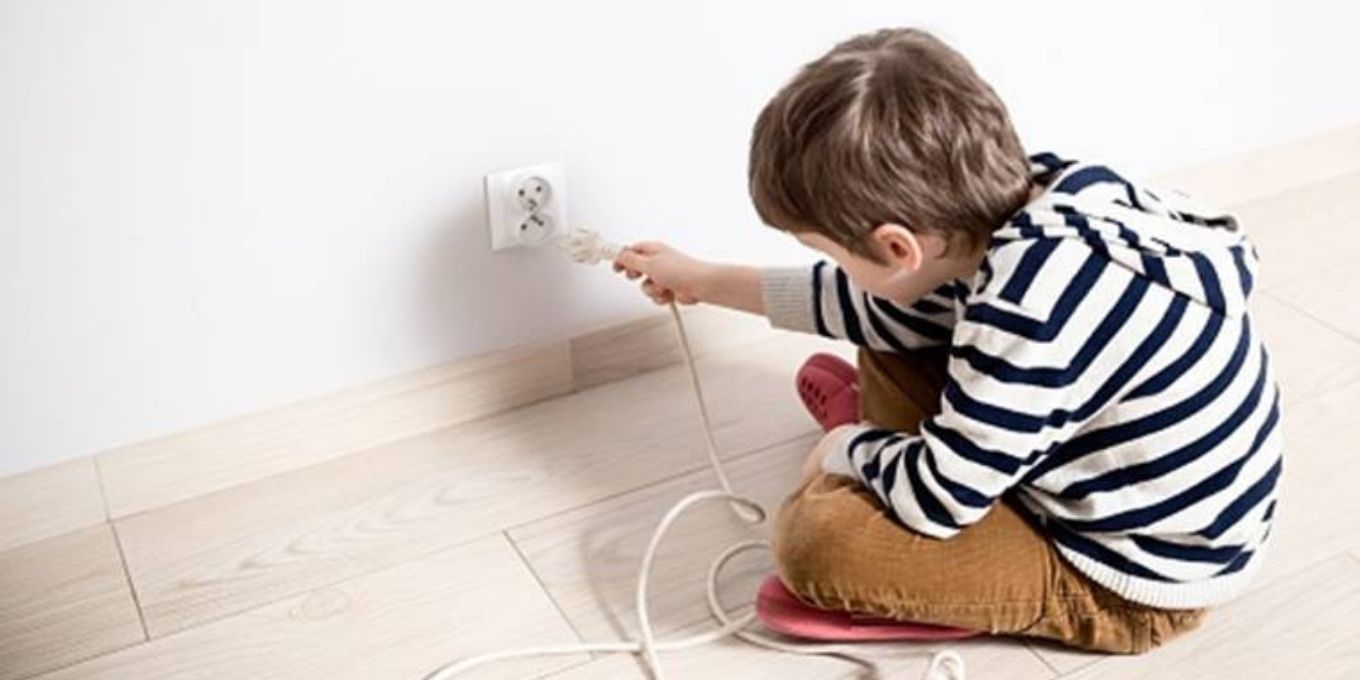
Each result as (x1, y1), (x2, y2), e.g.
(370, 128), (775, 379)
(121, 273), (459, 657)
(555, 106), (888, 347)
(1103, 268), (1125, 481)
(612, 27), (1280, 654)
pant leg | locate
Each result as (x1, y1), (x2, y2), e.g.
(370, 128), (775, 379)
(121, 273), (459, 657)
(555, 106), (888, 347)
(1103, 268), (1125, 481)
(770, 346), (1207, 653)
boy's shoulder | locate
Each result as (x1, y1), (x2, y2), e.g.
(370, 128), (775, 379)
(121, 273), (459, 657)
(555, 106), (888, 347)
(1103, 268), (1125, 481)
(963, 232), (1093, 324)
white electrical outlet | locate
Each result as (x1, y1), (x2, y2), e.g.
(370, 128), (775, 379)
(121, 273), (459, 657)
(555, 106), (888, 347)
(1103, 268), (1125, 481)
(485, 162), (567, 251)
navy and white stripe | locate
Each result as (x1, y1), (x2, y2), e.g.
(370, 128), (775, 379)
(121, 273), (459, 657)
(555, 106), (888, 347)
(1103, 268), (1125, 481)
(763, 152), (1282, 609)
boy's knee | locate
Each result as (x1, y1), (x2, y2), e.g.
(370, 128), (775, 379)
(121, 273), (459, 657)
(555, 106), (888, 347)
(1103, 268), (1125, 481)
(771, 478), (856, 588)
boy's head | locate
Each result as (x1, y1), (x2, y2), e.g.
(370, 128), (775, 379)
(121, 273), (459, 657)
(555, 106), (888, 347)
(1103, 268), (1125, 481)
(749, 28), (1032, 298)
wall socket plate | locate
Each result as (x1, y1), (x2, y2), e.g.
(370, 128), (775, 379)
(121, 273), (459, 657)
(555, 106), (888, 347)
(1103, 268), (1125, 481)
(484, 161), (567, 251)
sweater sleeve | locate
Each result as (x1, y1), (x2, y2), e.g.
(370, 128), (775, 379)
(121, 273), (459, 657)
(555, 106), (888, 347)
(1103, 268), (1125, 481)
(760, 260), (957, 352)
(820, 245), (1147, 539)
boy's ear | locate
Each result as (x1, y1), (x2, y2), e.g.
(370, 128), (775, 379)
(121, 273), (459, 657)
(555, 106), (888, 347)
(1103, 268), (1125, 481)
(870, 223), (925, 271)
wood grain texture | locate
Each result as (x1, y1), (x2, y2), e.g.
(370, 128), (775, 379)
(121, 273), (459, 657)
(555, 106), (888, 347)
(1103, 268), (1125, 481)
(0, 524), (144, 680)
(97, 337), (574, 519)
(1054, 556), (1360, 680)
(114, 333), (843, 638)
(32, 534), (584, 680)
(0, 457), (106, 553)
(508, 434), (816, 643)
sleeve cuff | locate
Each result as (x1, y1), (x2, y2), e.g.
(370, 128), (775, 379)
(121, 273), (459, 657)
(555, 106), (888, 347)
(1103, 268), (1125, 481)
(760, 266), (817, 334)
(819, 425), (873, 477)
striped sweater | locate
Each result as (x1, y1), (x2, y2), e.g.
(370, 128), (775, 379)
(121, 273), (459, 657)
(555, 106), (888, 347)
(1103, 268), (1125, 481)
(760, 152), (1283, 609)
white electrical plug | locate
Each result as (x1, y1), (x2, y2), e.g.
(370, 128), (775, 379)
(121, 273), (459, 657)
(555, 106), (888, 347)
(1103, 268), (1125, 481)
(558, 227), (621, 265)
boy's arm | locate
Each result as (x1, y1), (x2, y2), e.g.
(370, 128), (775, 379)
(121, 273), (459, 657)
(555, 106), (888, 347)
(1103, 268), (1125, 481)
(759, 261), (957, 351)
(611, 244), (955, 351)
(695, 263), (766, 315)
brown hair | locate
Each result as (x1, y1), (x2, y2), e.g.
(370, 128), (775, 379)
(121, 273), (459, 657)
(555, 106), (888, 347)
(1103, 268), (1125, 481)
(749, 28), (1031, 263)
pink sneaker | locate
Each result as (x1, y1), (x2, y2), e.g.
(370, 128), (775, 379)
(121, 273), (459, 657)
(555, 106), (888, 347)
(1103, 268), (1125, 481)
(755, 576), (980, 642)
(796, 353), (860, 431)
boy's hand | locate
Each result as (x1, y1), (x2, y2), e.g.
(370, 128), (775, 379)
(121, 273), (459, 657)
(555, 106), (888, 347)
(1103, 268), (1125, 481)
(613, 241), (712, 306)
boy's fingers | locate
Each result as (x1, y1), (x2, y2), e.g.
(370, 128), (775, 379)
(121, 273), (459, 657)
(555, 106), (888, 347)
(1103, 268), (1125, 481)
(612, 252), (643, 279)
(614, 249), (649, 275)
(642, 279), (675, 303)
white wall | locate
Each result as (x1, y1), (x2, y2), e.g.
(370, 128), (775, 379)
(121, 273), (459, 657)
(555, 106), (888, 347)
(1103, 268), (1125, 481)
(2, 0), (1358, 475)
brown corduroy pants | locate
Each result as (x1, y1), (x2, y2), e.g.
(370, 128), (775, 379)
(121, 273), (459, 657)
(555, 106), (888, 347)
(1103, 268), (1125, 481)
(771, 346), (1207, 654)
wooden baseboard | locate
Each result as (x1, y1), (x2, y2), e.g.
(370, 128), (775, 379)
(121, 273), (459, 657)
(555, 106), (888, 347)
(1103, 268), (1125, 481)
(93, 305), (773, 520)
(96, 337), (577, 519)
(2, 120), (1358, 550)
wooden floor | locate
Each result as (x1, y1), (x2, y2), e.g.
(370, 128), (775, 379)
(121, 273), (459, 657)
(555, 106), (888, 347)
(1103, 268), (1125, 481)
(4, 170), (1360, 680)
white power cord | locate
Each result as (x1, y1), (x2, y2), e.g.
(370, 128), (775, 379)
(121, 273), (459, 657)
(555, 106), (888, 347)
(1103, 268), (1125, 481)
(421, 228), (967, 680)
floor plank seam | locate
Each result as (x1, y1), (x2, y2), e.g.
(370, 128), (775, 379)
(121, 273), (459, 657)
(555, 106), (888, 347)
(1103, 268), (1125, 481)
(59, 399), (819, 647)
(117, 522), (527, 643)
(91, 456), (152, 645)
(1021, 642), (1064, 678)
(107, 472), (769, 649)
(503, 529), (592, 646)
(105, 520), (151, 643)
(100, 444), (798, 650)
(1052, 659), (1111, 680)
